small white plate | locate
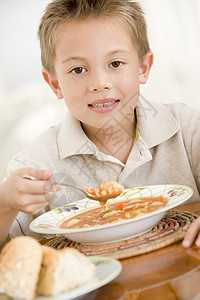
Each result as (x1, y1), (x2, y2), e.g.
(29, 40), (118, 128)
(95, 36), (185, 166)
(35, 256), (122, 300)
(30, 184), (193, 245)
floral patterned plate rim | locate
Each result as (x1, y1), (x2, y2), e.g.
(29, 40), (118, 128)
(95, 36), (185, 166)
(30, 184), (193, 235)
(35, 256), (122, 300)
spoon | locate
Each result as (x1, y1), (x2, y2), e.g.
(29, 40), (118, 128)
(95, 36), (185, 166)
(22, 175), (121, 203)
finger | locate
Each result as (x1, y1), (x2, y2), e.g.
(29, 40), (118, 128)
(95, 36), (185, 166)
(17, 179), (49, 194)
(18, 167), (53, 181)
(16, 194), (52, 208)
(182, 218), (200, 248)
(43, 177), (56, 193)
(20, 202), (49, 215)
(43, 191), (56, 203)
(21, 177), (59, 195)
(195, 232), (200, 248)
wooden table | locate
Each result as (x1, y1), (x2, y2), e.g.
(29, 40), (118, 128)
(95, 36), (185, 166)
(87, 202), (200, 300)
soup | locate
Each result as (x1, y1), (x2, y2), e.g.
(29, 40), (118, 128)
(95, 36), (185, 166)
(58, 196), (169, 229)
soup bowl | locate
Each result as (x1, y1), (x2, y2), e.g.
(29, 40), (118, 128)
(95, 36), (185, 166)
(30, 184), (193, 245)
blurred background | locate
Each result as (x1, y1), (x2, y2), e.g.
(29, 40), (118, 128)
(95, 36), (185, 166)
(0, 0), (200, 179)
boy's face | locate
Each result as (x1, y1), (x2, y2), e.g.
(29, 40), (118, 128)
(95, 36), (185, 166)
(43, 17), (153, 130)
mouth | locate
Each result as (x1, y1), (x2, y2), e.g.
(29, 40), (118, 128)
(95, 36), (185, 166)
(88, 99), (120, 108)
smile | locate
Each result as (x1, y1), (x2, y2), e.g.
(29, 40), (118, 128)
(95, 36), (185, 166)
(88, 100), (119, 107)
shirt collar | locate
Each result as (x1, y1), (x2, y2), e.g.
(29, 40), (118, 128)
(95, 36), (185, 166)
(136, 95), (180, 148)
(58, 96), (181, 159)
(57, 111), (97, 160)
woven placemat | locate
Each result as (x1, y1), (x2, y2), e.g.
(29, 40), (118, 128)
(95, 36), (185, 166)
(43, 211), (198, 260)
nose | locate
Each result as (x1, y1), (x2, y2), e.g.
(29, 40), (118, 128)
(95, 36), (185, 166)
(88, 69), (112, 92)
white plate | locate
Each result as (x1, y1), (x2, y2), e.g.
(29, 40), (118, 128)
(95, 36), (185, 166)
(30, 185), (193, 245)
(35, 256), (122, 300)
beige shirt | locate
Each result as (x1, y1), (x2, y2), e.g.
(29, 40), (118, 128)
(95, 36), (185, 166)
(7, 97), (200, 239)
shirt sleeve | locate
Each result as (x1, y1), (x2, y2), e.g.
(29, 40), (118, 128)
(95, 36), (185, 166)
(190, 112), (200, 193)
(7, 155), (28, 175)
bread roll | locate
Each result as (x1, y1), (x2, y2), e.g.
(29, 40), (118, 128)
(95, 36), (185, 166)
(37, 246), (96, 296)
(0, 236), (42, 300)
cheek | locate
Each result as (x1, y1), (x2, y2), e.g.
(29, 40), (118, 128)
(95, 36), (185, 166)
(63, 91), (88, 121)
(120, 76), (139, 103)
(64, 97), (81, 113)
(61, 82), (81, 106)
(61, 77), (86, 98)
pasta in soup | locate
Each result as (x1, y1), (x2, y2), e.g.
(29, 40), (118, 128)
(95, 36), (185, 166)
(59, 196), (169, 229)
(84, 181), (124, 198)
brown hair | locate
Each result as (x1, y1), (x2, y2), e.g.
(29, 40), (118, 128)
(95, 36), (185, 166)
(38, 0), (150, 74)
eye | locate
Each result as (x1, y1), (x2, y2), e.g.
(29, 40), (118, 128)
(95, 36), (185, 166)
(70, 67), (87, 74)
(110, 61), (124, 68)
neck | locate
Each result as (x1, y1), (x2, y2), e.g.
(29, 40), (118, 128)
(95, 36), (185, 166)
(82, 115), (136, 164)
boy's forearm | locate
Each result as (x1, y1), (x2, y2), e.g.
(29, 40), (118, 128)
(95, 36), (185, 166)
(0, 210), (18, 249)
(0, 184), (18, 248)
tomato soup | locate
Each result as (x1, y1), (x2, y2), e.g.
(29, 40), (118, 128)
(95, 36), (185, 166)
(58, 196), (169, 229)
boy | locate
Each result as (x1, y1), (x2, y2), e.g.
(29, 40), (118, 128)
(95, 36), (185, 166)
(0, 0), (199, 249)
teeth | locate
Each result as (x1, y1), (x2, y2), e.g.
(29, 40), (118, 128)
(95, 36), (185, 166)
(91, 100), (117, 107)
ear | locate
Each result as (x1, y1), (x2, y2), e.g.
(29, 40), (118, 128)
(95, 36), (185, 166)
(42, 68), (63, 100)
(139, 51), (154, 84)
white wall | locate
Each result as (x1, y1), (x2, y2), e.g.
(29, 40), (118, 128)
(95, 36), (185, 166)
(0, 0), (66, 179)
(0, 0), (200, 106)
(140, 0), (200, 107)
(0, 0), (49, 99)
(0, 0), (200, 179)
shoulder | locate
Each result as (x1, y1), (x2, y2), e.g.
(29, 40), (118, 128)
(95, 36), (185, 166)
(155, 102), (200, 152)
(163, 102), (200, 121)
(143, 99), (199, 120)
(7, 112), (85, 174)
(142, 99), (200, 129)
(7, 124), (61, 173)
(162, 102), (200, 134)
(22, 124), (60, 156)
(137, 97), (200, 148)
